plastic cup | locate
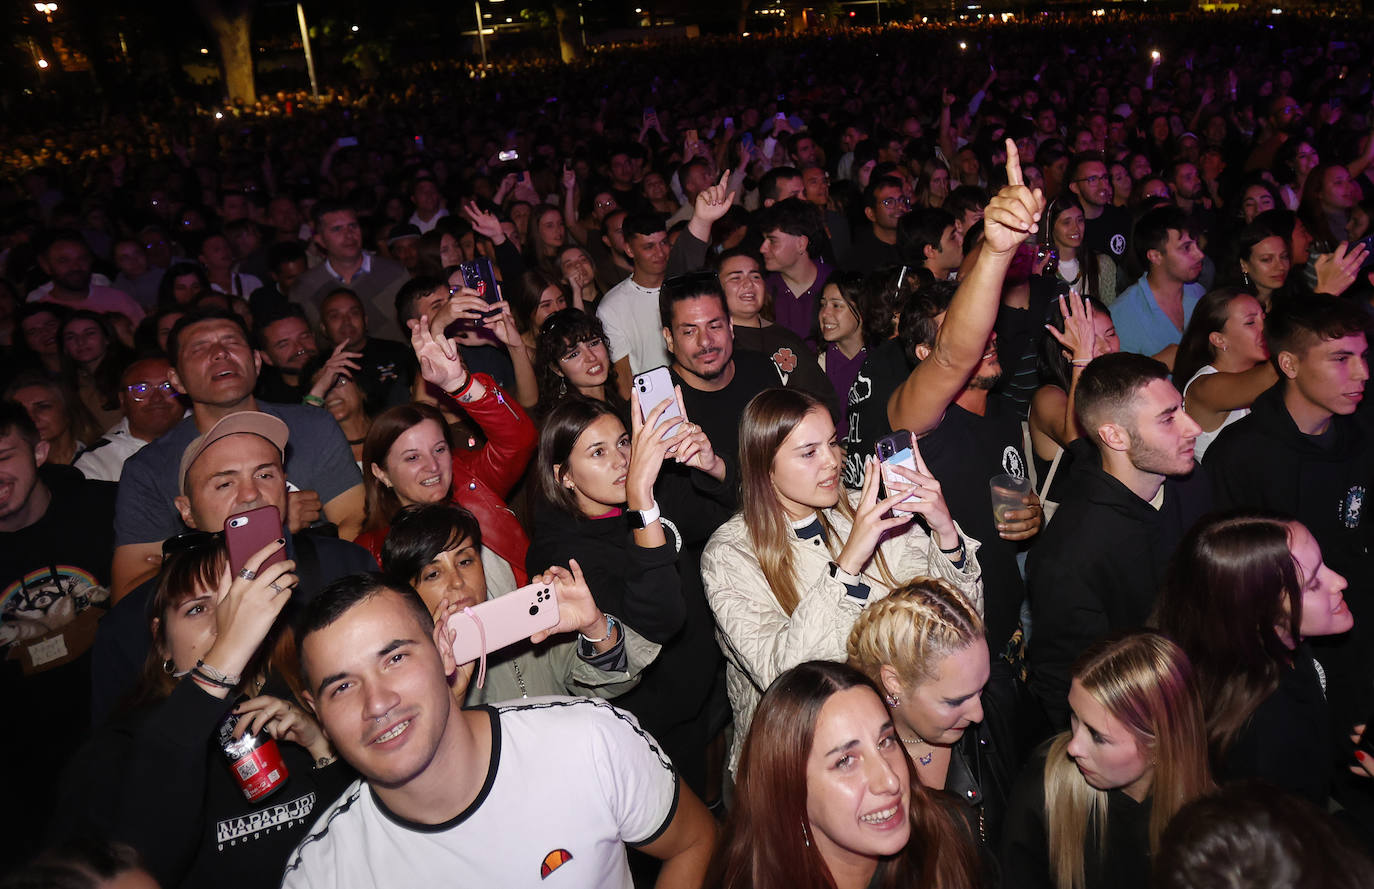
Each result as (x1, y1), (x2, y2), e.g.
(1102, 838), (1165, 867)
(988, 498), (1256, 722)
(989, 474), (1033, 525)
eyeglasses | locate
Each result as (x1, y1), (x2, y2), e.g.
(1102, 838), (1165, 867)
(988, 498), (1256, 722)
(161, 530), (223, 557)
(880, 195), (912, 209)
(125, 380), (177, 401)
(1075, 175), (1110, 186)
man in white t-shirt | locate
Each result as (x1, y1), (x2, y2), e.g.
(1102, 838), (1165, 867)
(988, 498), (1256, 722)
(283, 575), (716, 889)
(597, 212), (673, 398)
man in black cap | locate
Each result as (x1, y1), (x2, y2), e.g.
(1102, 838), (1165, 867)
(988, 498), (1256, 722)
(385, 223), (422, 275)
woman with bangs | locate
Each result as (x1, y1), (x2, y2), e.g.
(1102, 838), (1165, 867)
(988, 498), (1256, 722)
(704, 660), (982, 889)
(55, 537), (350, 889)
(532, 307), (628, 421)
(702, 387), (983, 776)
(1000, 633), (1212, 889)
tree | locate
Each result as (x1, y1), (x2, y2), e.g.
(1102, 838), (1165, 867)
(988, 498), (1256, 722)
(193, 0), (255, 103)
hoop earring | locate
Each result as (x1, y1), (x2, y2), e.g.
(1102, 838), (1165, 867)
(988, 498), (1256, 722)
(162, 659), (177, 675)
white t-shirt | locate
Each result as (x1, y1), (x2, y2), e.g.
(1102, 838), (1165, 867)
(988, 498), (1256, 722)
(596, 276), (671, 376)
(280, 697), (678, 889)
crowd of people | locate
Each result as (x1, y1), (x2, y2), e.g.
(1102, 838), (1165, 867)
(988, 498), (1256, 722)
(4, 11), (1374, 889)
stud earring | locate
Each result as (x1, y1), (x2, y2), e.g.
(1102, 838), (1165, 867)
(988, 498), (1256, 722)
(885, 692), (900, 707)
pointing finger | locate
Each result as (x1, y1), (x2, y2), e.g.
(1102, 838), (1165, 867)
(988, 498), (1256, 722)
(1004, 138), (1023, 187)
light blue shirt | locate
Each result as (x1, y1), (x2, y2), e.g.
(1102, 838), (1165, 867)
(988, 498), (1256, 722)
(1111, 273), (1204, 358)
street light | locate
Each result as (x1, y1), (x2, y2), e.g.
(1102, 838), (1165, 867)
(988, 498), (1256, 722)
(34, 3), (57, 22)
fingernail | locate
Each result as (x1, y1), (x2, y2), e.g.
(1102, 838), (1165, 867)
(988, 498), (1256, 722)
(1359, 751), (1368, 762)
(276, 538), (285, 544)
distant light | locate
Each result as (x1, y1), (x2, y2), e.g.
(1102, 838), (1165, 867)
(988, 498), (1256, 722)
(1270, 6), (1282, 11)
(351, 24), (359, 31)
(215, 111), (223, 119)
(959, 41), (967, 50)
(34, 2), (57, 13)
(922, 16), (928, 21)
(505, 16), (512, 22)
(200, 47), (209, 54)
(849, 9), (855, 14)
(742, 30), (750, 35)
(1151, 49), (1160, 60)
(36, 58), (49, 68)
(634, 6), (641, 11)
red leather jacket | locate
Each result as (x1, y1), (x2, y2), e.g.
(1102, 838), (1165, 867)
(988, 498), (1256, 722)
(358, 374), (536, 584)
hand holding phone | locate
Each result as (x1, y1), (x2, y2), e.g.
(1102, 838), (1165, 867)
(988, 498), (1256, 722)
(443, 581), (562, 681)
(225, 506), (287, 578)
(633, 366), (685, 440)
(458, 257), (502, 318)
(875, 431), (921, 515)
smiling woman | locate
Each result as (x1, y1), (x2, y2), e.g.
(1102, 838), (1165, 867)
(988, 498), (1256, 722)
(704, 661), (981, 889)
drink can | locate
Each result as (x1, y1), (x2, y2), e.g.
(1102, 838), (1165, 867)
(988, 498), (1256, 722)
(217, 709), (289, 802)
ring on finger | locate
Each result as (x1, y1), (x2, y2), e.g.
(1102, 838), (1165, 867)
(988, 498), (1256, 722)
(239, 568), (257, 581)
(269, 581), (282, 593)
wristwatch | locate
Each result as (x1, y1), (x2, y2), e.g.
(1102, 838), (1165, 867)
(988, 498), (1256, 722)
(627, 501), (661, 529)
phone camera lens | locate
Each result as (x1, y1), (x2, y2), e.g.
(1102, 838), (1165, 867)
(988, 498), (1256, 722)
(529, 605), (539, 616)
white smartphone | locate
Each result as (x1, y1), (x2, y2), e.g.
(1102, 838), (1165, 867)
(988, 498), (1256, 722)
(875, 430), (921, 515)
(634, 366), (685, 440)
(447, 580), (561, 666)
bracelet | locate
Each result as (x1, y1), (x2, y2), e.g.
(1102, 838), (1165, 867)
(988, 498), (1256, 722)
(446, 374), (476, 401)
(314, 754), (338, 769)
(190, 667), (236, 690)
(302, 394), (325, 406)
(1070, 358), (1092, 367)
(938, 539), (964, 555)
(580, 613), (618, 645)
(195, 659), (240, 689)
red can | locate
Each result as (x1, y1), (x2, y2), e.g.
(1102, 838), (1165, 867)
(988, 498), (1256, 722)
(218, 710), (289, 802)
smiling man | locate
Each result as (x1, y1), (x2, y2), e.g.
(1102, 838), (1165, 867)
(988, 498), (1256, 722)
(1027, 353), (1212, 729)
(284, 575), (715, 889)
(1205, 297), (1373, 735)
(110, 309), (364, 600)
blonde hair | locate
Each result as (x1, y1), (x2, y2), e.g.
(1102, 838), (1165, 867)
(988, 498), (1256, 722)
(739, 389), (896, 615)
(1044, 633), (1212, 889)
(846, 578), (984, 690)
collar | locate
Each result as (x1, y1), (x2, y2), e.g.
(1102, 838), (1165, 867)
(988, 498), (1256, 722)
(325, 252), (373, 282)
(791, 514), (827, 544)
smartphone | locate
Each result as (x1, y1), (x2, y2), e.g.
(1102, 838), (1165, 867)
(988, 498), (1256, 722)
(741, 132), (755, 153)
(762, 136), (778, 158)
(336, 136), (358, 148)
(498, 149), (519, 161)
(224, 506), (286, 579)
(458, 257), (502, 318)
(634, 366), (685, 439)
(686, 128), (699, 145)
(447, 580), (561, 666)
(723, 117), (734, 129)
(644, 106), (657, 119)
(875, 431), (920, 515)
(1356, 234), (1374, 271)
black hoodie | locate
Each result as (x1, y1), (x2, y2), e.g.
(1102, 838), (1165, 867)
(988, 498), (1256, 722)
(1026, 442), (1213, 730)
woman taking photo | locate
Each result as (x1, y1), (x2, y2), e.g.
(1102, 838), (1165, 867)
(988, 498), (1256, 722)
(57, 538), (350, 889)
(705, 660), (982, 889)
(1155, 513), (1361, 806)
(381, 502), (659, 705)
(60, 309), (133, 432)
(702, 388), (982, 775)
(1045, 196), (1117, 305)
(848, 579), (1014, 858)
(1000, 633), (1212, 889)
(526, 392), (735, 797)
(1172, 287), (1276, 462)
(358, 315), (537, 583)
(532, 308), (628, 420)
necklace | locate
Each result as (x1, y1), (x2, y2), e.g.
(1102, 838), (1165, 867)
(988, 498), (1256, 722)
(900, 734), (935, 766)
(512, 659), (527, 698)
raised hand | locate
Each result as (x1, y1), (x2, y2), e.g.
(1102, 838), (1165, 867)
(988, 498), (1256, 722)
(528, 560), (611, 645)
(409, 314), (469, 392)
(306, 341), (363, 400)
(693, 169), (736, 225)
(627, 386), (688, 510)
(199, 540), (297, 695)
(982, 138), (1045, 257)
(1045, 290), (1097, 363)
(835, 456), (917, 576)
(884, 441), (958, 548)
(1314, 241), (1369, 296)
(461, 200), (505, 244)
(233, 694), (333, 761)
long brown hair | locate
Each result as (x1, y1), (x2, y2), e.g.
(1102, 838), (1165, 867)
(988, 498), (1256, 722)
(739, 388), (895, 615)
(707, 661), (982, 889)
(1044, 633), (1212, 889)
(1155, 512), (1302, 758)
(361, 402), (453, 533)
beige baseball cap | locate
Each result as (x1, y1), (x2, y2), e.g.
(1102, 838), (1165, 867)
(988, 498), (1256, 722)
(178, 411), (289, 495)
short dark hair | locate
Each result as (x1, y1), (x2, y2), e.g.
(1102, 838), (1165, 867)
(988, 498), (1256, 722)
(267, 240), (307, 273)
(660, 271), (727, 329)
(166, 308), (253, 370)
(898, 279), (958, 359)
(309, 199), (356, 231)
(755, 198), (824, 258)
(381, 503), (484, 587)
(622, 212), (666, 243)
(897, 208), (956, 266)
(2, 838), (147, 889)
(0, 401), (39, 448)
(1075, 352), (1172, 440)
(862, 175), (904, 211)
(296, 574), (433, 687)
(36, 227), (89, 257)
(759, 166), (803, 204)
(1266, 294), (1370, 360)
(1068, 151), (1108, 181)
(944, 185), (989, 220)
(394, 275), (447, 325)
(253, 303), (310, 348)
(1134, 206), (1197, 269)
